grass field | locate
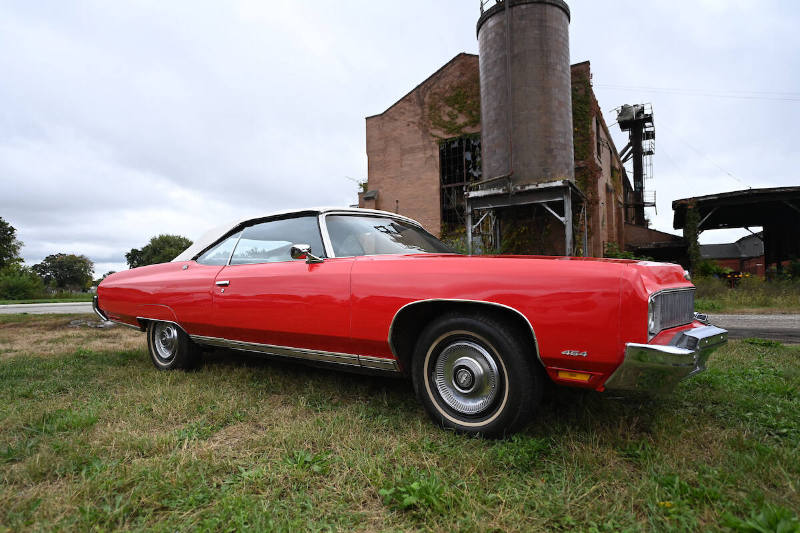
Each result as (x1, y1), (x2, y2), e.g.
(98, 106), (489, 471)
(694, 277), (800, 314)
(1, 314), (798, 532)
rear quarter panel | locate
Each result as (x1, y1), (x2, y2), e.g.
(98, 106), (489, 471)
(97, 262), (221, 334)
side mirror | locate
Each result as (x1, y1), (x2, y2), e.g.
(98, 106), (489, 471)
(290, 244), (323, 264)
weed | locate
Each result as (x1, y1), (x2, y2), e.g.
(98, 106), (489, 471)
(379, 471), (447, 512)
(492, 434), (550, 470)
(285, 450), (331, 474)
(176, 421), (219, 443)
(26, 408), (98, 435)
(723, 504), (800, 533)
(617, 438), (656, 464)
(694, 297), (722, 312)
(743, 337), (783, 348)
(0, 437), (38, 464)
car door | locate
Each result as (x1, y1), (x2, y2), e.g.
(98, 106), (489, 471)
(210, 215), (354, 355)
(166, 231), (242, 336)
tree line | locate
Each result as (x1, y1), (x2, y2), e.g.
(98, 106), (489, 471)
(0, 216), (191, 300)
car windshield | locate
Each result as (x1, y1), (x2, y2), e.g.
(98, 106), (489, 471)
(326, 215), (454, 257)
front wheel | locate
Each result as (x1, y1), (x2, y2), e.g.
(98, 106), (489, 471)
(146, 321), (200, 370)
(411, 314), (542, 437)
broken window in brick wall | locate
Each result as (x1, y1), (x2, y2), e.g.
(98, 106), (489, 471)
(439, 135), (481, 232)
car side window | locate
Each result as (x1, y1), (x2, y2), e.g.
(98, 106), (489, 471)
(230, 216), (325, 265)
(196, 231), (242, 266)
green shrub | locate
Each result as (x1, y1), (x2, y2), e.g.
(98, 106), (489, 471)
(439, 227), (468, 255)
(787, 258), (800, 280)
(693, 276), (729, 299)
(694, 259), (732, 278)
(603, 242), (653, 261)
(0, 266), (44, 300)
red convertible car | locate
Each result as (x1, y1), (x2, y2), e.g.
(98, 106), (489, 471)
(95, 207), (727, 435)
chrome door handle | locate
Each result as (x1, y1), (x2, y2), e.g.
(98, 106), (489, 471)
(215, 280), (230, 286)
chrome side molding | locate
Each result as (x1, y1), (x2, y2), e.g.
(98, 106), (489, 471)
(189, 333), (400, 372)
(113, 320), (147, 331)
(360, 355), (401, 371)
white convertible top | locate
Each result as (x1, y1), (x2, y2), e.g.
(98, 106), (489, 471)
(171, 207), (422, 262)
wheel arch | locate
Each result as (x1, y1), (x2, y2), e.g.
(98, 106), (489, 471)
(137, 317), (191, 338)
(135, 304), (181, 332)
(388, 299), (542, 375)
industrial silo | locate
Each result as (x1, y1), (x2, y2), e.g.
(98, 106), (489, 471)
(477, 0), (574, 184)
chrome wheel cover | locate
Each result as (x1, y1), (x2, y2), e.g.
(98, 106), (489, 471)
(432, 340), (500, 415)
(153, 323), (179, 363)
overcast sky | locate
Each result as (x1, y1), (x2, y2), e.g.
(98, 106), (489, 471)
(2, 0), (798, 275)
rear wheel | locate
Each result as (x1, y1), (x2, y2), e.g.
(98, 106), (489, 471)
(411, 313), (542, 437)
(146, 321), (200, 370)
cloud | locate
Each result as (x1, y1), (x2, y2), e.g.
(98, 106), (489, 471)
(1, 0), (798, 274)
(572, 0), (800, 244)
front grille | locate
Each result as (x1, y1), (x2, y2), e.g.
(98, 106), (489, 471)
(651, 289), (695, 335)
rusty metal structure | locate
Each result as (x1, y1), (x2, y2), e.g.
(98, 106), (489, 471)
(477, 0), (574, 185)
(673, 187), (800, 274)
(616, 103), (656, 226)
(466, 0), (586, 255)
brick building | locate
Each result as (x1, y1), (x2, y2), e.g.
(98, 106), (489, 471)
(701, 233), (765, 276)
(359, 52), (642, 256)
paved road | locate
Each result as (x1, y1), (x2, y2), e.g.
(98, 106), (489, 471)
(708, 313), (800, 344)
(0, 302), (93, 314)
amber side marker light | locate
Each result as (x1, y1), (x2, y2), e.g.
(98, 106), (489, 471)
(557, 370), (592, 382)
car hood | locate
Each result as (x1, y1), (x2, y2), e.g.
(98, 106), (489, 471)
(360, 253), (691, 292)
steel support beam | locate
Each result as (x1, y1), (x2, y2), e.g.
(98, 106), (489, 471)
(564, 187), (573, 255)
(620, 142), (632, 163)
(698, 207), (718, 230)
(583, 202), (588, 257)
(465, 203), (473, 255)
(467, 189), (565, 211)
(540, 202), (565, 224)
(784, 200), (800, 216)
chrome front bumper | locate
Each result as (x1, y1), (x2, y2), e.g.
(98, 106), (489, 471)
(604, 325), (728, 393)
(92, 295), (110, 322)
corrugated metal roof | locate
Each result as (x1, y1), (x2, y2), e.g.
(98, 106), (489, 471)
(700, 235), (764, 260)
(700, 243), (743, 259)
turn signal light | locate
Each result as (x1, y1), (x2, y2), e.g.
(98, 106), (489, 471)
(557, 370), (592, 382)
